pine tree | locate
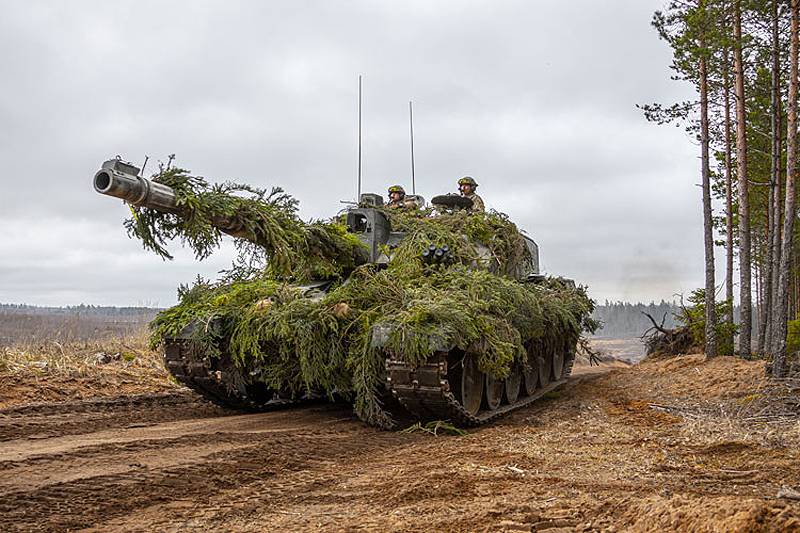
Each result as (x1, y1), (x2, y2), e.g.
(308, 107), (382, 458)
(773, 0), (799, 377)
(646, 0), (721, 357)
(733, 0), (753, 358)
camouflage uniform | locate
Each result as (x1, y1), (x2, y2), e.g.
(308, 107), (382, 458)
(458, 176), (485, 212)
(465, 192), (485, 212)
(387, 185), (415, 209)
(387, 198), (417, 209)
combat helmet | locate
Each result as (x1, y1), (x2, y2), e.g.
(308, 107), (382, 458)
(458, 176), (478, 188)
(388, 185), (406, 196)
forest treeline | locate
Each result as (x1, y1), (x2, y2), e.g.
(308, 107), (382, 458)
(0, 304), (157, 346)
(591, 301), (761, 340)
(593, 301), (679, 337)
(0, 303), (157, 316)
(643, 0), (799, 375)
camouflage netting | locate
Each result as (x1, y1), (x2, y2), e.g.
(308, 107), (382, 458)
(125, 168), (366, 281)
(133, 167), (597, 426)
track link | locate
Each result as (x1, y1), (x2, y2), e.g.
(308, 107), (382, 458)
(385, 346), (575, 427)
(164, 339), (288, 411)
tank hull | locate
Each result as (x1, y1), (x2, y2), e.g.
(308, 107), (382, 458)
(162, 324), (577, 428)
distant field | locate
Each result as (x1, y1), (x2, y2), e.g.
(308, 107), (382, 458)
(0, 306), (158, 346)
(589, 336), (645, 363)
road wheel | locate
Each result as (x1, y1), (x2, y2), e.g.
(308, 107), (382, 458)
(552, 347), (565, 381)
(485, 373), (504, 410)
(460, 353), (484, 415)
(504, 366), (522, 404)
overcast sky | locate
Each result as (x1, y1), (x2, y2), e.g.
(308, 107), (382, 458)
(0, 0), (711, 307)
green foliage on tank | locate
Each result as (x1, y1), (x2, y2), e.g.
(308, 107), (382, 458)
(125, 165), (596, 426)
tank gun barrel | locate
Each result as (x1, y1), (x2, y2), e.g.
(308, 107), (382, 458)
(93, 158), (252, 240)
(94, 159), (180, 214)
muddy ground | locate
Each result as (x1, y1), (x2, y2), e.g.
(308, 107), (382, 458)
(1, 355), (800, 532)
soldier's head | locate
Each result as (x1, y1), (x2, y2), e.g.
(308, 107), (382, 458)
(458, 176), (478, 196)
(388, 184), (406, 202)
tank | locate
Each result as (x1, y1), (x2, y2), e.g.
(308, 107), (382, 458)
(94, 157), (595, 428)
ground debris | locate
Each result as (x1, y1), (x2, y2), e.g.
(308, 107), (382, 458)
(778, 487), (800, 501)
(497, 519), (532, 531)
(401, 420), (468, 436)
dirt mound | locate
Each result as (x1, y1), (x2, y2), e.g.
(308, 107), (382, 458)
(637, 354), (767, 401)
(620, 495), (800, 532)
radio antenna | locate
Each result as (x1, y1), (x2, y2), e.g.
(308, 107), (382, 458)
(357, 75), (363, 200)
(409, 100), (416, 195)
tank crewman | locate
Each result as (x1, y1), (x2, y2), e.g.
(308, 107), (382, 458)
(387, 185), (417, 209)
(458, 176), (485, 212)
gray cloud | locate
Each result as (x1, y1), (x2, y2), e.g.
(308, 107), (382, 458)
(0, 0), (711, 306)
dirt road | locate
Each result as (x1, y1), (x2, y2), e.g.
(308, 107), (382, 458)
(2, 357), (799, 532)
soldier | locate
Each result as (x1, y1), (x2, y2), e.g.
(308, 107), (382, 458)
(458, 176), (485, 212)
(387, 185), (415, 209)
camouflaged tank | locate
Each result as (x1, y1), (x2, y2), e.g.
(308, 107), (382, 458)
(94, 158), (592, 428)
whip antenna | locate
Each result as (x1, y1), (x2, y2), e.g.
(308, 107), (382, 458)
(357, 75), (363, 200)
(409, 100), (416, 195)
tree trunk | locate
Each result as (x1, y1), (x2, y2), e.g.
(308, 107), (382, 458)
(767, 0), (783, 354)
(757, 258), (763, 333)
(756, 259), (763, 345)
(700, 34), (717, 359)
(768, 105), (782, 351)
(759, 188), (774, 354)
(724, 48), (735, 355)
(773, 0), (799, 377)
(734, 0), (752, 358)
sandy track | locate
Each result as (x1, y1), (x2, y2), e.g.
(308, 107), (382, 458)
(0, 396), (411, 532)
(2, 358), (799, 532)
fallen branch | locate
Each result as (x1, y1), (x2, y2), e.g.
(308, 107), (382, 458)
(640, 312), (696, 357)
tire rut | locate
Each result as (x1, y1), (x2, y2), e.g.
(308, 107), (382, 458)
(89, 430), (418, 532)
(0, 391), (228, 441)
(1, 421), (409, 532)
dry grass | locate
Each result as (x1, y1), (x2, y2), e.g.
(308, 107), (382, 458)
(651, 378), (800, 448)
(677, 413), (800, 449)
(0, 329), (178, 408)
(627, 355), (800, 448)
(2, 329), (152, 374)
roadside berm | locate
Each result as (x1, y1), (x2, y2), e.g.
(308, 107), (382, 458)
(1, 348), (799, 531)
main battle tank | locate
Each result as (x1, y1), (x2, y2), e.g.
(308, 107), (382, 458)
(94, 157), (595, 428)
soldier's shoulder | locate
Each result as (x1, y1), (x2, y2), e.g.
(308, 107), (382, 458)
(469, 194), (485, 211)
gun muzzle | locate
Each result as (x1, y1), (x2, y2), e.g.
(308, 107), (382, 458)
(94, 159), (179, 214)
(93, 157), (253, 239)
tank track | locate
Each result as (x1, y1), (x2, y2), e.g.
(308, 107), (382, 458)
(385, 345), (575, 427)
(163, 339), (289, 411)
(163, 329), (575, 427)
